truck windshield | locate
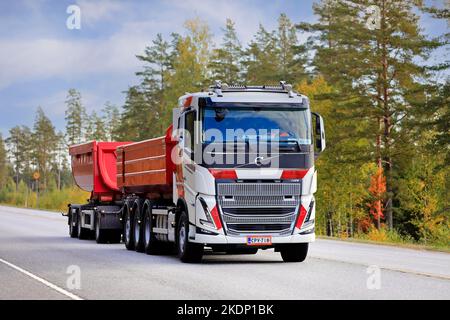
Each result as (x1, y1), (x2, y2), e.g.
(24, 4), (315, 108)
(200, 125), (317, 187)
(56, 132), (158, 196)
(201, 106), (312, 145)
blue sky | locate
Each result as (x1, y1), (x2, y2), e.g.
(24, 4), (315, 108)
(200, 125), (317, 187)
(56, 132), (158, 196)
(0, 0), (447, 137)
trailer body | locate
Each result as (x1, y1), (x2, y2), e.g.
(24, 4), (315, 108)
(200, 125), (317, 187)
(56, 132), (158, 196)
(116, 126), (176, 198)
(70, 141), (131, 200)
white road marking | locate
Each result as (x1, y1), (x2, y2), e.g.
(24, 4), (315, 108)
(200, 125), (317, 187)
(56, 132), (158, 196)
(0, 257), (83, 300)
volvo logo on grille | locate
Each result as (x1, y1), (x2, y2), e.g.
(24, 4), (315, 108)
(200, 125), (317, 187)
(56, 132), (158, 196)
(255, 156), (265, 167)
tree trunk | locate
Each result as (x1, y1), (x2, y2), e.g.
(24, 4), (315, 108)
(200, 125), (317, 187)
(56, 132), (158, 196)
(380, 0), (393, 230)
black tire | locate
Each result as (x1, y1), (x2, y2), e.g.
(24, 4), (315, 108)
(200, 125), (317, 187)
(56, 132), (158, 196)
(77, 210), (89, 240)
(226, 248), (258, 255)
(177, 211), (203, 263)
(95, 212), (108, 244)
(133, 199), (145, 252)
(280, 243), (309, 262)
(108, 230), (122, 244)
(143, 201), (163, 254)
(123, 203), (135, 250)
(69, 208), (78, 238)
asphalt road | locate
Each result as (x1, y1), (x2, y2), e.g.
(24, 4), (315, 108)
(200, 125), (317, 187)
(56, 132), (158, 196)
(0, 205), (449, 300)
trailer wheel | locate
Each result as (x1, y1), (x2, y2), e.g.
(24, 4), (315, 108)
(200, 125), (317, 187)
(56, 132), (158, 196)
(124, 204), (135, 250)
(77, 210), (89, 240)
(177, 211), (203, 263)
(95, 213), (107, 244)
(280, 243), (309, 262)
(133, 199), (145, 252)
(143, 202), (162, 254)
(108, 230), (122, 244)
(69, 208), (78, 238)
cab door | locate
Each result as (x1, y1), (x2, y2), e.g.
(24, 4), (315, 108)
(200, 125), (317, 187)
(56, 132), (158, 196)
(180, 110), (197, 212)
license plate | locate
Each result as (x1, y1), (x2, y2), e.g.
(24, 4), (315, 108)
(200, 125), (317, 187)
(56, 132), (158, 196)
(246, 236), (272, 246)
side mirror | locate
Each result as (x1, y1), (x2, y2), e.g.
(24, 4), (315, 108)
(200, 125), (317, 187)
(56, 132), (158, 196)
(312, 112), (326, 155)
(172, 108), (181, 139)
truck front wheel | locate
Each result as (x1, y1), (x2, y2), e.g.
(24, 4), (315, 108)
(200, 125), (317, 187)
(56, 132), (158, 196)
(279, 243), (309, 262)
(177, 211), (203, 263)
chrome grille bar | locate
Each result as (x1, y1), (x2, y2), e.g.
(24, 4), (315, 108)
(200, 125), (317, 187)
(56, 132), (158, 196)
(216, 182), (302, 236)
(223, 213), (296, 224)
(217, 183), (301, 196)
(218, 196), (300, 208)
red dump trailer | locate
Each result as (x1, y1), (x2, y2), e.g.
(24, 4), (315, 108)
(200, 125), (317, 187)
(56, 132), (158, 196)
(68, 140), (131, 241)
(70, 141), (131, 201)
(66, 127), (176, 244)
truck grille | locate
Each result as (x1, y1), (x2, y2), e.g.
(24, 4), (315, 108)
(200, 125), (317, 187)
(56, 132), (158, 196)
(217, 182), (301, 236)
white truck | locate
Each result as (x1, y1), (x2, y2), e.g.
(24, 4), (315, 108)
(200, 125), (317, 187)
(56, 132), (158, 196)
(67, 81), (326, 263)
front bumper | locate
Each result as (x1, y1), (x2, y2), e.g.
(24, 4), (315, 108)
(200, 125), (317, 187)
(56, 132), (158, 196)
(192, 232), (315, 246)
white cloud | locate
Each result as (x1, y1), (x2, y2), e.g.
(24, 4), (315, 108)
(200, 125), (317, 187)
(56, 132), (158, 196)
(166, 0), (267, 44)
(75, 0), (126, 26)
(0, 27), (155, 90)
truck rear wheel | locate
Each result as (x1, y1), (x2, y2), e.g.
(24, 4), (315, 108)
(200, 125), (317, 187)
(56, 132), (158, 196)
(108, 230), (122, 244)
(77, 210), (89, 240)
(177, 211), (203, 263)
(69, 208), (78, 238)
(123, 204), (135, 250)
(143, 203), (162, 254)
(95, 213), (108, 244)
(280, 243), (309, 262)
(133, 199), (145, 252)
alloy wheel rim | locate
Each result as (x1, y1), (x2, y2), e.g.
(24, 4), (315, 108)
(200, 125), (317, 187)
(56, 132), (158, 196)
(145, 215), (151, 245)
(125, 215), (131, 243)
(179, 222), (186, 253)
(134, 216), (140, 244)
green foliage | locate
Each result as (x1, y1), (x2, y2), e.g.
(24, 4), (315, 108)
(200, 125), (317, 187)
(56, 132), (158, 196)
(31, 107), (58, 191)
(0, 134), (8, 188)
(210, 19), (244, 84)
(65, 89), (86, 145)
(102, 102), (122, 141)
(2, 10), (448, 249)
(0, 184), (90, 212)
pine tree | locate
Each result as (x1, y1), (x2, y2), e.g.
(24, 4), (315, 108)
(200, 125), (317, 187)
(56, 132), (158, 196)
(244, 24), (280, 83)
(0, 134), (7, 188)
(163, 19), (212, 120)
(210, 19), (243, 84)
(54, 131), (67, 190)
(65, 89), (86, 145)
(298, 0), (447, 230)
(102, 102), (121, 141)
(6, 125), (32, 190)
(31, 107), (57, 191)
(276, 13), (306, 83)
(85, 111), (107, 141)
(116, 86), (151, 141)
(136, 33), (173, 135)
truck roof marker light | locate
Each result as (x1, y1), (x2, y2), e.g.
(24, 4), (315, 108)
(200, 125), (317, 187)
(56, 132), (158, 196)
(183, 96), (193, 108)
(295, 205), (308, 229)
(209, 169), (237, 180)
(281, 169), (308, 180)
